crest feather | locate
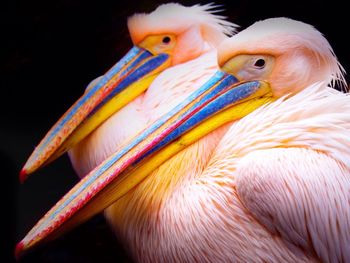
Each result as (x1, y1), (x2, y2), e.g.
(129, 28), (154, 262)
(128, 3), (237, 47)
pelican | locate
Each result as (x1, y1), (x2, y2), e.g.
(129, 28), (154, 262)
(17, 16), (350, 263)
(19, 3), (236, 181)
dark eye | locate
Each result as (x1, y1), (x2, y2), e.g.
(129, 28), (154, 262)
(254, 58), (266, 68)
(162, 36), (171, 44)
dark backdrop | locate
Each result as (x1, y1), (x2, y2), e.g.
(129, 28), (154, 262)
(1, 0), (349, 262)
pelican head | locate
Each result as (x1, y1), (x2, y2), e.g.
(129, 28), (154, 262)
(17, 17), (346, 259)
(20, 3), (236, 181)
(218, 17), (346, 97)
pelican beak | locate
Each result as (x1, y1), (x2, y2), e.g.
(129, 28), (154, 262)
(20, 46), (171, 181)
(16, 71), (274, 258)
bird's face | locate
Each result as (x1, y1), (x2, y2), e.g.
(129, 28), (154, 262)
(217, 17), (345, 97)
(219, 50), (319, 98)
(139, 34), (177, 57)
(135, 25), (205, 66)
(221, 54), (276, 85)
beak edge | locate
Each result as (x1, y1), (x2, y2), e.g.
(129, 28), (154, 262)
(15, 241), (24, 260)
(19, 169), (28, 184)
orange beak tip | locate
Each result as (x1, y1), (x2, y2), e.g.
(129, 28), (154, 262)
(14, 241), (24, 261)
(19, 169), (28, 184)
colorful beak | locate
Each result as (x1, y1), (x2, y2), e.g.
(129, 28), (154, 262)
(20, 46), (171, 181)
(16, 70), (274, 257)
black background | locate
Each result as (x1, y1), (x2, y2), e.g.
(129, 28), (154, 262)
(1, 0), (349, 262)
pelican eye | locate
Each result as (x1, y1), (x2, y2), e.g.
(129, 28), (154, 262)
(139, 34), (176, 55)
(254, 58), (266, 68)
(162, 36), (171, 44)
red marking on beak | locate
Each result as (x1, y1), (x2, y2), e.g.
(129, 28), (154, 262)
(19, 169), (28, 184)
(14, 241), (24, 260)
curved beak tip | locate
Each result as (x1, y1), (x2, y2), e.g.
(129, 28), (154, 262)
(14, 241), (24, 261)
(19, 169), (28, 184)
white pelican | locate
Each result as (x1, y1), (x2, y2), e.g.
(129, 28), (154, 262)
(18, 16), (349, 263)
(19, 3), (236, 181)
